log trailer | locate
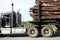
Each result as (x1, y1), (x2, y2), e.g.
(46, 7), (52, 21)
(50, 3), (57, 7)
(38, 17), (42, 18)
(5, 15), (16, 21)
(0, 0), (60, 38)
(29, 0), (60, 37)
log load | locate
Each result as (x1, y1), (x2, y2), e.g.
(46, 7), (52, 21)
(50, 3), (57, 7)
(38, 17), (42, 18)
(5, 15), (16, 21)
(35, 0), (60, 4)
(29, 0), (60, 22)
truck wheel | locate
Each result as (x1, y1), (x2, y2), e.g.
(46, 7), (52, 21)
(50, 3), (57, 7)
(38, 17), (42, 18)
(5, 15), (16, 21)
(27, 27), (39, 38)
(41, 27), (53, 37)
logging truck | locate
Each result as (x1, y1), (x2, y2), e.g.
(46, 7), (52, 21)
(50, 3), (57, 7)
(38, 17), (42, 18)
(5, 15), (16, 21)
(0, 0), (60, 38)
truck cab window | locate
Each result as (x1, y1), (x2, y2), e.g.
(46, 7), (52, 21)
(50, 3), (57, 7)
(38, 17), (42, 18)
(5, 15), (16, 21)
(2, 15), (10, 28)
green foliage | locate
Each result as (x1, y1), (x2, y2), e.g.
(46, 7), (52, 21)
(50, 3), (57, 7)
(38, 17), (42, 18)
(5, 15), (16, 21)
(21, 21), (35, 27)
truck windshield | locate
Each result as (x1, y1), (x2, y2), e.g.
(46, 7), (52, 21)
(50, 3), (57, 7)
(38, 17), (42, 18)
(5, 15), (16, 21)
(2, 15), (10, 28)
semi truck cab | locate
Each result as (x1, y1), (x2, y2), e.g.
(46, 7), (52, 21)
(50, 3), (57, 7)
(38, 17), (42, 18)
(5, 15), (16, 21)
(0, 11), (26, 34)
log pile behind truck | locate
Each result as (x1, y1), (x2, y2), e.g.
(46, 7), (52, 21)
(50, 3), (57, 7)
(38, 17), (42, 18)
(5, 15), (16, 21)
(29, 0), (60, 22)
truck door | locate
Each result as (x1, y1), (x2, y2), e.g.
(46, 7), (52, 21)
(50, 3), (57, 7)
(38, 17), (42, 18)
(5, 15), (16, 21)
(1, 14), (11, 34)
(12, 12), (26, 34)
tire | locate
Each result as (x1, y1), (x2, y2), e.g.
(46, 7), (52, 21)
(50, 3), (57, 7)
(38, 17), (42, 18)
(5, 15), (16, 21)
(41, 27), (53, 37)
(27, 27), (39, 38)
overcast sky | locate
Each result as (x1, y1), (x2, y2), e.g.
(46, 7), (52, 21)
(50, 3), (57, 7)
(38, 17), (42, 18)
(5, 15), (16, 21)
(0, 0), (35, 22)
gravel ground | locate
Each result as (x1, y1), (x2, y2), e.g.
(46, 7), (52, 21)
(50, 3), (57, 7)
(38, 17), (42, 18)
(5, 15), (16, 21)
(0, 36), (60, 40)
(0, 32), (60, 40)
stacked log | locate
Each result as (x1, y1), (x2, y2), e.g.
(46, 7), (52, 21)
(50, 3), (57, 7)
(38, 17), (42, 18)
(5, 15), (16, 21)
(29, 0), (60, 21)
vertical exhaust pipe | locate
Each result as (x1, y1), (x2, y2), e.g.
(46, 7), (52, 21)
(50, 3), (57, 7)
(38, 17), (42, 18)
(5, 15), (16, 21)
(10, 3), (14, 33)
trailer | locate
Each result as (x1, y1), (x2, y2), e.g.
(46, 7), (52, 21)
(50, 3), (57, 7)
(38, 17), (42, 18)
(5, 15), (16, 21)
(28, 0), (60, 38)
